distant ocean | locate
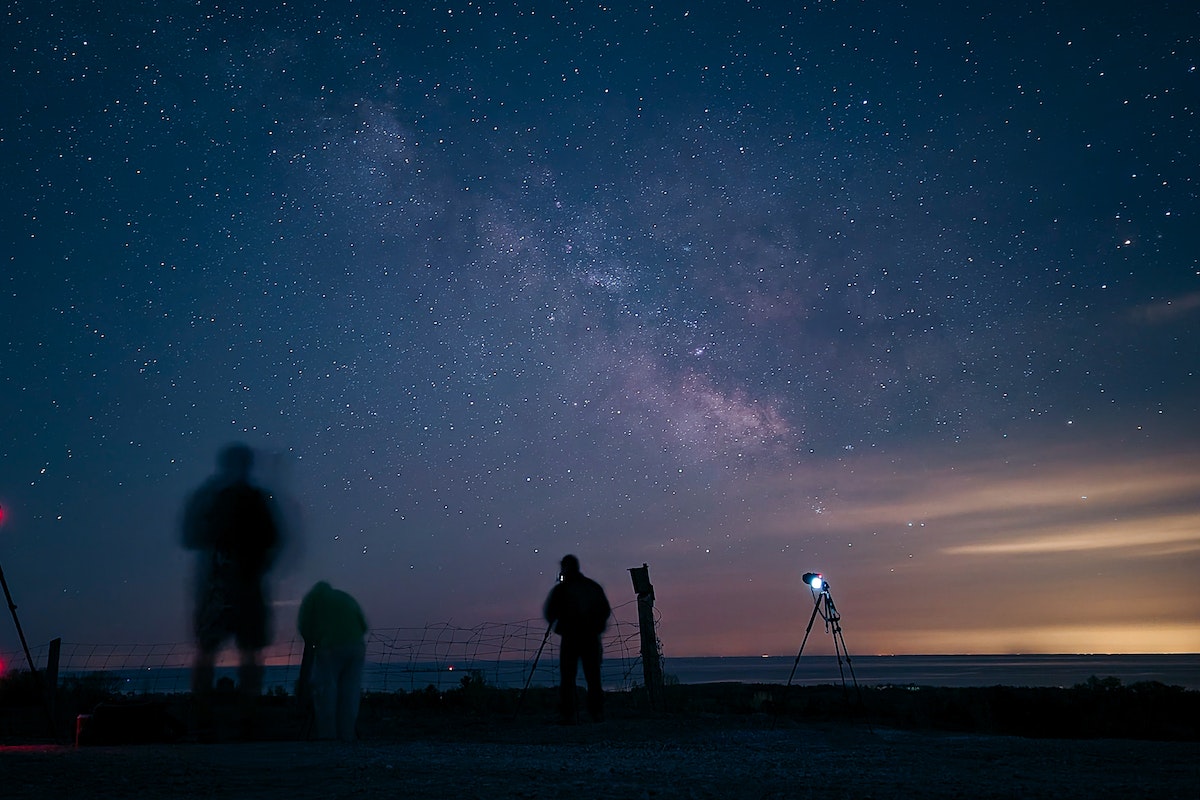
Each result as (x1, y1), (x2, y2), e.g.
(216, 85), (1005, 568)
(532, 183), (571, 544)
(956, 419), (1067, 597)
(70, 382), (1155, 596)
(89, 653), (1200, 695)
(658, 654), (1200, 691)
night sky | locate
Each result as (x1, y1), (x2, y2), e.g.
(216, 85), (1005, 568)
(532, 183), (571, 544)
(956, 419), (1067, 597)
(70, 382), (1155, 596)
(3, 2), (1198, 660)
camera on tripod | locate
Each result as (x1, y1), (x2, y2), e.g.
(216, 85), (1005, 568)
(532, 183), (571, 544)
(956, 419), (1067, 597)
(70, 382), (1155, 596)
(802, 572), (826, 592)
(785, 570), (860, 701)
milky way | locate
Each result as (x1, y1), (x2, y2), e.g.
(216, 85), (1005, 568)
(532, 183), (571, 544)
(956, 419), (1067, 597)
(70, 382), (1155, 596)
(2, 3), (1197, 656)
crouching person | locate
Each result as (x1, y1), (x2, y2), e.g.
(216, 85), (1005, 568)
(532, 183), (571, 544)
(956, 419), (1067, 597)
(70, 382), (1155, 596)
(298, 581), (368, 742)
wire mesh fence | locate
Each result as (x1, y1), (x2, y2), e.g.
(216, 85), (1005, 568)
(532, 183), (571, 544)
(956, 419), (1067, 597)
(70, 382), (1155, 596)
(2, 599), (658, 696)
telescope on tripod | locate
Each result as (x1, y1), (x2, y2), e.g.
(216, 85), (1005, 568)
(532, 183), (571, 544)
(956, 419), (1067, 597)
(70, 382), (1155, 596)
(785, 572), (863, 701)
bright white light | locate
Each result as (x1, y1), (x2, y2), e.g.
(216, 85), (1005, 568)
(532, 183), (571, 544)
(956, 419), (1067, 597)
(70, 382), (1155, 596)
(808, 574), (824, 590)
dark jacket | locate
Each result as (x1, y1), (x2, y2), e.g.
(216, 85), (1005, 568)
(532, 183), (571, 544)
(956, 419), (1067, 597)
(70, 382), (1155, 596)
(544, 575), (611, 639)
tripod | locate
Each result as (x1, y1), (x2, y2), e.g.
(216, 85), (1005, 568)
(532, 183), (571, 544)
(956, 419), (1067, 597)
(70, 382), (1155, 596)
(513, 622), (553, 718)
(1, 506), (60, 739)
(0, 561), (39, 676)
(785, 577), (863, 706)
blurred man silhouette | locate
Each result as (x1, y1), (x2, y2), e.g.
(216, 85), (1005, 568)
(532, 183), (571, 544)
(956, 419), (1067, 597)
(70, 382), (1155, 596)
(182, 443), (281, 703)
(298, 580), (368, 742)
(543, 554), (611, 723)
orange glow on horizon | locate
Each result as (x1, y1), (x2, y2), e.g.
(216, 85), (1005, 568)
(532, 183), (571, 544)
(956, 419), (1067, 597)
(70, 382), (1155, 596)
(635, 439), (1200, 659)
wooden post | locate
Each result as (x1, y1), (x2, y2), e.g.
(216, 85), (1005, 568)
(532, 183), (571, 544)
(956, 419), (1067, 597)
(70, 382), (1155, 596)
(628, 564), (665, 710)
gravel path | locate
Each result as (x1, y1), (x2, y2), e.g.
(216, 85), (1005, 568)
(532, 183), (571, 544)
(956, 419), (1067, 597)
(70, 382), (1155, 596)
(5, 716), (1197, 799)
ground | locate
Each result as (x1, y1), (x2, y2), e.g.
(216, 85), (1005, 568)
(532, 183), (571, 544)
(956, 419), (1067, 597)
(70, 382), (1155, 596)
(4, 708), (1198, 799)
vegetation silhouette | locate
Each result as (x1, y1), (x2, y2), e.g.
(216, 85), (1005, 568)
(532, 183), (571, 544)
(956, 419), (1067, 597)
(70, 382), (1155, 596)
(3, 669), (1198, 744)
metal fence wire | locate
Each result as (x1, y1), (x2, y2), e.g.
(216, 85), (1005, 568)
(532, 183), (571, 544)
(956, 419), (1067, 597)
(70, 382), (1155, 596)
(2, 599), (662, 695)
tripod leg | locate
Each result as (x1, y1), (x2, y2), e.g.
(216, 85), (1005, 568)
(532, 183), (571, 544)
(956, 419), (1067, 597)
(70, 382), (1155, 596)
(774, 593), (825, 730)
(513, 623), (553, 717)
(831, 619), (849, 696)
(785, 595), (824, 687)
(827, 598), (870, 730)
(832, 625), (865, 706)
(1, 562), (59, 740)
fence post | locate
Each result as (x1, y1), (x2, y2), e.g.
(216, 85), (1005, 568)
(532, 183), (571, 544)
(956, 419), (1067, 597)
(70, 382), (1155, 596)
(628, 564), (665, 710)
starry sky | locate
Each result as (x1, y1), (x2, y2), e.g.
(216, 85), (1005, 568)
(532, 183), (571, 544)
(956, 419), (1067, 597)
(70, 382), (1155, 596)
(2, 1), (1198, 660)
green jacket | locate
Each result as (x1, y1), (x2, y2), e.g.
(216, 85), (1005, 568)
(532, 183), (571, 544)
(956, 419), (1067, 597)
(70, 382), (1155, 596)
(298, 581), (368, 647)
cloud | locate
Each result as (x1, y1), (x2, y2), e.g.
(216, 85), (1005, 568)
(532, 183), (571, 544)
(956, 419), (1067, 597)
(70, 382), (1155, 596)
(941, 514), (1200, 557)
(1128, 292), (1200, 324)
(754, 444), (1200, 556)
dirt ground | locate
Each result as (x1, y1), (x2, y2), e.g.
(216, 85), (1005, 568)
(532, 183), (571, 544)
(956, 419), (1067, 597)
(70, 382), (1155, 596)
(4, 711), (1197, 800)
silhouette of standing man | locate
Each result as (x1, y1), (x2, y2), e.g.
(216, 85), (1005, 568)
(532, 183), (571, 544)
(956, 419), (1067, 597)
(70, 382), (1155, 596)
(543, 554), (611, 723)
(183, 443), (281, 700)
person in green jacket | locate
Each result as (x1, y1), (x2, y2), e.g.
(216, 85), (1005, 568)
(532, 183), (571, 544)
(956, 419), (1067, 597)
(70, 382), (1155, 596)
(298, 581), (368, 741)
